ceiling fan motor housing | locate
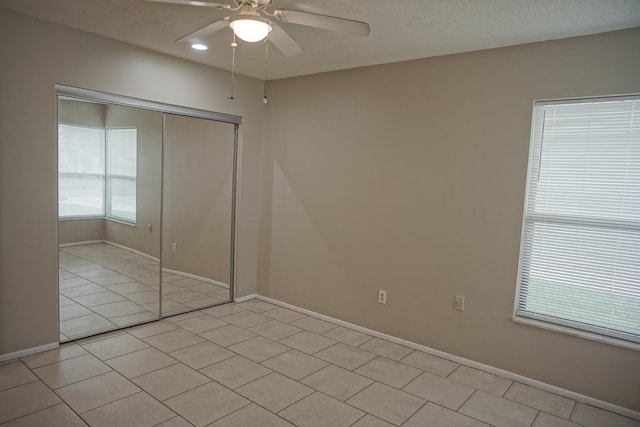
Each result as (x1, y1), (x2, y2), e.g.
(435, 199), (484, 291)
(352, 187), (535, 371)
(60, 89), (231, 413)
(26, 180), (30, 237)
(242, 0), (271, 8)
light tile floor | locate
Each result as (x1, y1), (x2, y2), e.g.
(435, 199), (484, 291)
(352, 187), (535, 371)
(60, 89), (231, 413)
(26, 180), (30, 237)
(2, 300), (639, 427)
(59, 243), (230, 341)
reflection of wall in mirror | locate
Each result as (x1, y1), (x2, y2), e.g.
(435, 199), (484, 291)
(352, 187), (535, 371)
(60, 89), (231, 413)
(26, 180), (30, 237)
(58, 99), (162, 259)
(163, 114), (234, 285)
(103, 104), (162, 259)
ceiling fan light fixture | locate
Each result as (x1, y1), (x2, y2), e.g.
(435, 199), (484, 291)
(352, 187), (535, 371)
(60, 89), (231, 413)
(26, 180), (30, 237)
(229, 17), (272, 43)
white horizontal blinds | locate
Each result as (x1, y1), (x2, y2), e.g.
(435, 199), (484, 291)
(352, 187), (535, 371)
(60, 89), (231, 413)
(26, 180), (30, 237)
(58, 124), (106, 217)
(106, 129), (137, 222)
(517, 96), (640, 343)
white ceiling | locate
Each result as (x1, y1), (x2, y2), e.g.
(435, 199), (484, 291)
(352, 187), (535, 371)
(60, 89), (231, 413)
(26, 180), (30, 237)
(2, 0), (639, 80)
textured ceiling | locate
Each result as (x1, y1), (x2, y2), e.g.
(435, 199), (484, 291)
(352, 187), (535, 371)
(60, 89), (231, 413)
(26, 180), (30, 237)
(1, 0), (639, 80)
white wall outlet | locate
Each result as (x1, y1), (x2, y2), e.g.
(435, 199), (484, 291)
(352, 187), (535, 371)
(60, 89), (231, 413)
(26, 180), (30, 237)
(378, 289), (387, 304)
(148, 223), (153, 232)
(172, 242), (177, 252)
(454, 295), (465, 311)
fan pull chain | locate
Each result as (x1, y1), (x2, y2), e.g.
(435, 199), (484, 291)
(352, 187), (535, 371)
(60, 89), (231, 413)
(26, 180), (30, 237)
(228, 32), (237, 100)
(263, 32), (269, 104)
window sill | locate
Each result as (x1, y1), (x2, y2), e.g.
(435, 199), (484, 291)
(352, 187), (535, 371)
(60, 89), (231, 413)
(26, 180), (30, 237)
(58, 216), (136, 228)
(58, 216), (103, 221)
(513, 316), (640, 352)
(106, 217), (137, 227)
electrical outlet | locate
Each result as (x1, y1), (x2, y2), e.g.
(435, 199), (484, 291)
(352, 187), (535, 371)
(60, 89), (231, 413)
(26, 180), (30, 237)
(378, 289), (387, 304)
(454, 295), (465, 311)
(147, 224), (152, 232)
(172, 242), (177, 252)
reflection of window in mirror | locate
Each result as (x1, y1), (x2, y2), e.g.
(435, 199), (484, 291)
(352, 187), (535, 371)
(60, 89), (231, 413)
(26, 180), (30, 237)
(58, 124), (137, 224)
(106, 128), (137, 223)
(58, 124), (105, 217)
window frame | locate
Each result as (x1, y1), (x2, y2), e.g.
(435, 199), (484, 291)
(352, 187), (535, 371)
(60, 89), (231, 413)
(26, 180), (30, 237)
(514, 94), (640, 351)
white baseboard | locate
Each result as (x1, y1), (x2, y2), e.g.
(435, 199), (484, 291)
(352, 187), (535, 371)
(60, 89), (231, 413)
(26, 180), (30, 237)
(0, 342), (59, 363)
(58, 240), (103, 248)
(60, 240), (160, 263)
(104, 241), (159, 262)
(255, 295), (640, 422)
(235, 293), (258, 303)
(162, 268), (229, 289)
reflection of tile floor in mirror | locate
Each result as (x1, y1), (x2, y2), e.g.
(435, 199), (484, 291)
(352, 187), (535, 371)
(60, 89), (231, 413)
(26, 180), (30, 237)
(3, 300), (638, 427)
(59, 243), (230, 341)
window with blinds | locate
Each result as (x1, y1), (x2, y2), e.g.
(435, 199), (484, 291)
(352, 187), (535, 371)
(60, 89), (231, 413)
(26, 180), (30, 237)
(516, 95), (640, 345)
(58, 124), (137, 224)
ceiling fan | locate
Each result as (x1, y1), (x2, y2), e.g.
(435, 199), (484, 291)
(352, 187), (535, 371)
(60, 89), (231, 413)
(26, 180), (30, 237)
(146, 0), (370, 56)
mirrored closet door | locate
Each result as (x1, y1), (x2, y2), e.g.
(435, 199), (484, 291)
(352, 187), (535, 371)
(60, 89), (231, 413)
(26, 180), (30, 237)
(161, 114), (236, 315)
(56, 86), (239, 342)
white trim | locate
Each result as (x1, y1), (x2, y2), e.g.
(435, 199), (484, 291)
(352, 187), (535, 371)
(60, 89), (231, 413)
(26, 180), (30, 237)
(231, 128), (242, 303)
(105, 217), (136, 227)
(58, 240), (104, 248)
(513, 316), (640, 352)
(0, 342), (59, 363)
(103, 241), (159, 262)
(234, 293), (257, 303)
(57, 85), (242, 125)
(162, 268), (229, 289)
(58, 216), (104, 222)
(59, 240), (160, 263)
(534, 93), (640, 106)
(256, 295), (640, 422)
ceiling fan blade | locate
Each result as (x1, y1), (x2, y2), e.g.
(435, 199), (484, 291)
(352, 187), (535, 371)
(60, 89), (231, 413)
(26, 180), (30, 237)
(176, 17), (230, 43)
(273, 9), (370, 36)
(268, 24), (304, 57)
(145, 0), (231, 9)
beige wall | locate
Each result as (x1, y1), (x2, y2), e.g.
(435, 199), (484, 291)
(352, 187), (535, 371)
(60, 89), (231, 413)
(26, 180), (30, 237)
(58, 219), (105, 244)
(0, 9), (263, 356)
(259, 28), (640, 410)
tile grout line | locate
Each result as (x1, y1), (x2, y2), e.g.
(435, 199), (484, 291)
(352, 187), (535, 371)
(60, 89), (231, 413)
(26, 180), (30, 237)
(14, 358), (90, 426)
(45, 341), (194, 426)
(32, 361), (115, 393)
(447, 398), (497, 427)
(20, 350), (88, 371)
(346, 411), (368, 427)
(397, 395), (429, 427)
(0, 401), (79, 426)
(527, 409), (541, 427)
(0, 376), (41, 394)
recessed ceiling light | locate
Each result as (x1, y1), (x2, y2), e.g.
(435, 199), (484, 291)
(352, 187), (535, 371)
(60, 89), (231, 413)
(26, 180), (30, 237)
(191, 43), (208, 51)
